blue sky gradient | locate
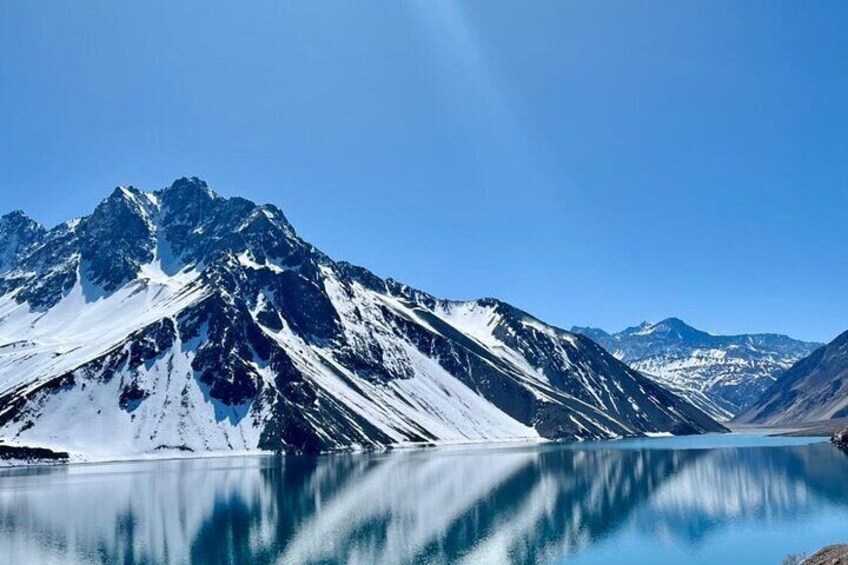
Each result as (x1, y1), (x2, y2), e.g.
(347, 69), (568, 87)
(1, 1), (846, 342)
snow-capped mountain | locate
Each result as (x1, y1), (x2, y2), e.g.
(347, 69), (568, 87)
(0, 178), (723, 461)
(737, 329), (848, 425)
(572, 319), (820, 421)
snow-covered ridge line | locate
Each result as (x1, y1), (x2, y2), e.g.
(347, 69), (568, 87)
(0, 177), (725, 461)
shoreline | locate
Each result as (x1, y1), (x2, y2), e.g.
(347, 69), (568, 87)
(803, 544), (848, 564)
(728, 418), (848, 438)
(0, 427), (834, 471)
(0, 435), (550, 470)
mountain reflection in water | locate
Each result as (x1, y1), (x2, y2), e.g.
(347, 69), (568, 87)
(0, 436), (847, 565)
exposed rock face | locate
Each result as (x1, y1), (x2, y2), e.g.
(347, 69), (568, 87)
(573, 319), (820, 420)
(0, 178), (724, 460)
(737, 330), (848, 425)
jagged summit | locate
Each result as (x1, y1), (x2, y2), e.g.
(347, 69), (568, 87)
(0, 178), (724, 461)
(167, 175), (209, 191)
(606, 318), (705, 339)
(1, 209), (37, 223)
(620, 318), (710, 342)
(0, 210), (46, 275)
(0, 177), (307, 304)
(158, 177), (220, 213)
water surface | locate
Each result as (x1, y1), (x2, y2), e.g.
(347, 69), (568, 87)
(0, 434), (846, 564)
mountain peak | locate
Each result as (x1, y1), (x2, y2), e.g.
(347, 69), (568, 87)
(165, 176), (216, 198)
(652, 317), (698, 333)
(658, 316), (691, 328)
(169, 176), (207, 189)
(626, 318), (703, 340)
(0, 210), (44, 236)
(102, 185), (155, 212)
(80, 185), (158, 291)
(109, 184), (139, 197)
(0, 209), (46, 273)
(158, 177), (220, 222)
(92, 185), (155, 222)
(1, 209), (34, 223)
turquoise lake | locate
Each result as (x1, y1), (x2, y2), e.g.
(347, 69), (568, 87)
(0, 434), (846, 564)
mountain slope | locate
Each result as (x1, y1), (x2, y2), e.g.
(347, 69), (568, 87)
(736, 330), (848, 425)
(572, 319), (820, 420)
(0, 178), (724, 461)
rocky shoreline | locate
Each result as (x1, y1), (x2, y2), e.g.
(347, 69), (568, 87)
(832, 425), (848, 453)
(0, 443), (68, 466)
(802, 544), (848, 565)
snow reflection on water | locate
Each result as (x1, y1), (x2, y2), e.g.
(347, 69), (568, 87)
(0, 436), (846, 564)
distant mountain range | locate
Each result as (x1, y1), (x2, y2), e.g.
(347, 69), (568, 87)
(571, 319), (821, 421)
(0, 178), (723, 462)
(737, 330), (848, 425)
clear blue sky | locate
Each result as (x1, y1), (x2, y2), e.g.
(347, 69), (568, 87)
(1, 1), (846, 343)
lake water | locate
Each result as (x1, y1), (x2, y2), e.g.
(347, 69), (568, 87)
(0, 434), (847, 564)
